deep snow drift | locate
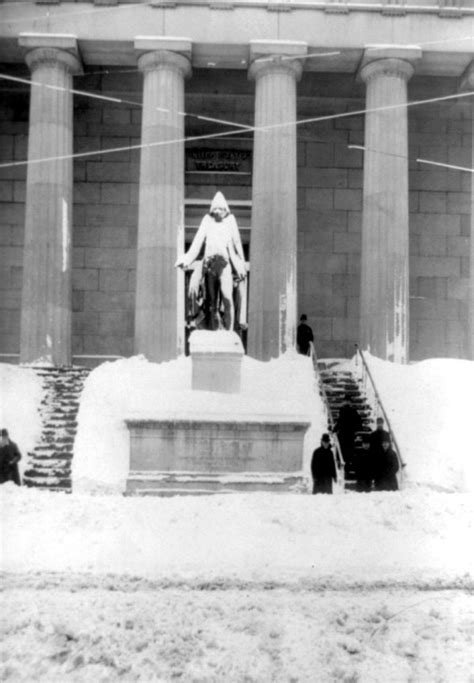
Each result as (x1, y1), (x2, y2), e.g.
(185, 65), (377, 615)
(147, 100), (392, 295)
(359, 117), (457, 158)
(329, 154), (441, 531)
(1, 485), (472, 587)
(71, 351), (326, 494)
(0, 363), (43, 478)
(360, 354), (474, 493)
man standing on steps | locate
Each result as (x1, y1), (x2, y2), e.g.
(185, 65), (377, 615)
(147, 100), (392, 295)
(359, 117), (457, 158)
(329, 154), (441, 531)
(369, 417), (391, 458)
(311, 433), (337, 494)
(0, 428), (22, 486)
(334, 393), (363, 467)
(296, 314), (314, 355)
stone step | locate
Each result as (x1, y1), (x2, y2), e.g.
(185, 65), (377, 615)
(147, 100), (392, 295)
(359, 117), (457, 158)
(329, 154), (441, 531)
(28, 453), (72, 461)
(24, 365), (91, 492)
(29, 445), (73, 455)
(24, 465), (71, 477)
(24, 478), (71, 491)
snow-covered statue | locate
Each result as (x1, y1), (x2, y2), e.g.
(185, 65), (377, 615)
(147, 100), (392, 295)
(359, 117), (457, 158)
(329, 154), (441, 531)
(175, 192), (247, 332)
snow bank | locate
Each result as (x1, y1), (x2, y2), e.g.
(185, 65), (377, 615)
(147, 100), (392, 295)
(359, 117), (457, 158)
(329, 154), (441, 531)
(72, 352), (326, 493)
(360, 354), (474, 493)
(1, 485), (472, 587)
(0, 364), (43, 476)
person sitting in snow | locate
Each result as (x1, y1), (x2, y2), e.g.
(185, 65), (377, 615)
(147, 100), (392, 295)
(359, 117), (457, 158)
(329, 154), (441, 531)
(373, 436), (399, 492)
(311, 433), (337, 494)
(0, 428), (22, 486)
(175, 192), (246, 332)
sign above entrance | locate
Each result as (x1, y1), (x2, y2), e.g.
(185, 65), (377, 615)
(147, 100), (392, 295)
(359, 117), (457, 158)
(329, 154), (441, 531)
(186, 149), (252, 174)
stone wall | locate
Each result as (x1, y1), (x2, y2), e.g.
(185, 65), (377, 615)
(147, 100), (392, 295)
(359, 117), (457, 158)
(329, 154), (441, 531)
(409, 100), (471, 360)
(0, 69), (470, 361)
(0, 87), (27, 355)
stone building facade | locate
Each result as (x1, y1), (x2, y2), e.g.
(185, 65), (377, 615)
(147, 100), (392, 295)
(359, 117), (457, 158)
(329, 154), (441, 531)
(0, 0), (472, 365)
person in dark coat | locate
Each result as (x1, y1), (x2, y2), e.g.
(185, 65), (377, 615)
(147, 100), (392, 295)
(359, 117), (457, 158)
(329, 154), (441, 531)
(373, 437), (399, 491)
(296, 314), (314, 356)
(311, 433), (337, 494)
(354, 435), (373, 492)
(0, 428), (22, 486)
(369, 417), (391, 456)
(334, 394), (362, 466)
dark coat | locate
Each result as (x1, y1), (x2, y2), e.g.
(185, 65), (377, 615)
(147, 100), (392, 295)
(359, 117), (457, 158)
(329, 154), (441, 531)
(335, 404), (362, 439)
(354, 447), (374, 491)
(297, 322), (314, 355)
(0, 440), (22, 486)
(311, 445), (337, 494)
(369, 428), (391, 456)
(373, 446), (399, 491)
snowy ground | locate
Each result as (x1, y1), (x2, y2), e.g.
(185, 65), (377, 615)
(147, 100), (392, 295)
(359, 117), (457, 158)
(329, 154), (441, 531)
(1, 584), (472, 682)
(1, 355), (474, 680)
(1, 485), (473, 681)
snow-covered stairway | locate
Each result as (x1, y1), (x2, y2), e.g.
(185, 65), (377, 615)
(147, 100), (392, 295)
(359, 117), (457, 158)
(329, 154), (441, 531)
(317, 360), (373, 489)
(23, 367), (91, 492)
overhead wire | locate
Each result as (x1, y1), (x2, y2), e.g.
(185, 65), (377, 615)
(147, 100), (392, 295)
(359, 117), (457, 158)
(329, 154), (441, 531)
(347, 146), (474, 173)
(0, 73), (255, 131)
(0, 88), (472, 170)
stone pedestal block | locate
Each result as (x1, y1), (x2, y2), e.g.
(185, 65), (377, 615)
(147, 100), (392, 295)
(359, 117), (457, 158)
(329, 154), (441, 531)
(125, 418), (309, 495)
(190, 330), (244, 394)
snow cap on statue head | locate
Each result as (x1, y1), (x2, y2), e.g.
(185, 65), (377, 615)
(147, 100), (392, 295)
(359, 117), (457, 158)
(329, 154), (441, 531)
(209, 191), (230, 216)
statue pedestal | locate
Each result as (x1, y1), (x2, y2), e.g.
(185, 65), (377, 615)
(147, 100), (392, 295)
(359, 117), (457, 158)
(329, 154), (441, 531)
(190, 330), (244, 394)
(125, 418), (309, 495)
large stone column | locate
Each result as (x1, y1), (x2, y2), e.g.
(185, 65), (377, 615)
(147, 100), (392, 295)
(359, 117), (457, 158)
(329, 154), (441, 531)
(359, 46), (421, 363)
(19, 34), (81, 365)
(460, 62), (474, 360)
(247, 40), (306, 360)
(134, 37), (191, 362)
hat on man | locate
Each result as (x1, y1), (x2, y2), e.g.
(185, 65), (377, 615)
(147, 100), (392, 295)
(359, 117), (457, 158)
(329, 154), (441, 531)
(1, 428), (8, 438)
(321, 433), (331, 443)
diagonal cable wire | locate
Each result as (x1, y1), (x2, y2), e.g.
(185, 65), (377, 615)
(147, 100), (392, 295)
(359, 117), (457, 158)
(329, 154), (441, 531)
(0, 89), (472, 170)
(0, 73), (255, 131)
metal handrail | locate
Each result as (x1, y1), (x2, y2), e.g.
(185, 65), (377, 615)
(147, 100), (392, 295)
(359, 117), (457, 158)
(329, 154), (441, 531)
(354, 344), (405, 485)
(309, 341), (346, 489)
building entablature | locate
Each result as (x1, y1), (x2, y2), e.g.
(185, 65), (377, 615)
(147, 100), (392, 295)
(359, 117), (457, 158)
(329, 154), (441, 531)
(0, 1), (472, 79)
